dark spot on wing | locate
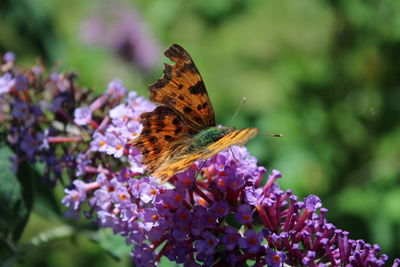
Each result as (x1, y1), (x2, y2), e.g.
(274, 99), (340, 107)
(149, 136), (157, 143)
(172, 117), (180, 125)
(178, 84), (183, 90)
(188, 81), (206, 95)
(180, 63), (197, 74)
(155, 121), (165, 132)
(183, 107), (193, 114)
(163, 96), (176, 106)
(178, 94), (184, 100)
(202, 103), (207, 109)
(143, 121), (151, 127)
(197, 104), (202, 111)
(164, 135), (173, 141)
(174, 127), (182, 134)
(141, 129), (151, 136)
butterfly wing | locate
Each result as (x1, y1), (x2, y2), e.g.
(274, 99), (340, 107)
(133, 106), (196, 173)
(149, 44), (215, 130)
(153, 128), (259, 183)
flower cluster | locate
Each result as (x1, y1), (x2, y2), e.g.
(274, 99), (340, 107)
(0, 53), (79, 184)
(1, 53), (398, 266)
(0, 52), (154, 185)
(80, 2), (160, 72)
(63, 146), (396, 266)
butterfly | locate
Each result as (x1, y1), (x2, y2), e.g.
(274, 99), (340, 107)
(133, 44), (258, 183)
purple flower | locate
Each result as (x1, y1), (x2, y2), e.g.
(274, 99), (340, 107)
(3, 52), (15, 63)
(50, 73), (70, 92)
(11, 101), (29, 119)
(210, 201), (229, 218)
(20, 133), (42, 160)
(0, 73), (15, 94)
(48, 95), (67, 112)
(126, 91), (155, 116)
(141, 208), (162, 229)
(227, 172), (245, 190)
(270, 169), (282, 180)
(265, 248), (287, 267)
(304, 194), (322, 212)
(74, 106), (92, 126)
(75, 153), (91, 176)
(15, 73), (29, 91)
(132, 244), (156, 266)
(221, 226), (240, 251)
(90, 132), (107, 152)
(61, 180), (89, 218)
(239, 229), (263, 254)
(79, 3), (160, 72)
(137, 181), (158, 203)
(104, 133), (126, 158)
(174, 207), (193, 227)
(195, 231), (219, 255)
(244, 186), (263, 205)
(106, 78), (126, 98)
(235, 204), (253, 224)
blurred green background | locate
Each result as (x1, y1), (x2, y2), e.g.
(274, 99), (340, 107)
(1, 0), (399, 265)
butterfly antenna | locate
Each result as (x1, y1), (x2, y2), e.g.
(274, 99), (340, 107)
(257, 132), (283, 137)
(229, 97), (247, 125)
(195, 160), (209, 179)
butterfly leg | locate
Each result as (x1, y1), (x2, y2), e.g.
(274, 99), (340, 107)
(229, 147), (238, 162)
(195, 159), (209, 180)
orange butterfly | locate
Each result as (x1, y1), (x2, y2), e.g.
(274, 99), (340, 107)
(133, 44), (258, 183)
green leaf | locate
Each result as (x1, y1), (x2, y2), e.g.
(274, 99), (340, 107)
(31, 164), (61, 219)
(91, 229), (132, 260)
(0, 146), (33, 255)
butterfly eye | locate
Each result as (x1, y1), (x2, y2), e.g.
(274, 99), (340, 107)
(225, 127), (235, 133)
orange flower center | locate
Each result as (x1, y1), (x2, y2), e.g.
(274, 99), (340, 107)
(198, 198), (206, 206)
(249, 238), (257, 245)
(217, 180), (225, 187)
(272, 254), (281, 263)
(174, 194), (183, 202)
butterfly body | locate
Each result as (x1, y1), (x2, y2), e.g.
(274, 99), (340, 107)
(133, 44), (258, 183)
(187, 127), (233, 152)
